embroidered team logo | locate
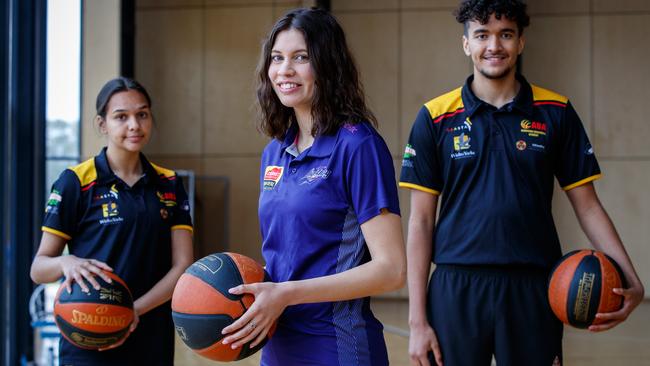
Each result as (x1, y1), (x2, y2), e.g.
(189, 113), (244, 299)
(299, 166), (331, 185)
(453, 133), (471, 151)
(520, 119), (547, 137)
(516, 140), (527, 151)
(263, 166), (284, 191)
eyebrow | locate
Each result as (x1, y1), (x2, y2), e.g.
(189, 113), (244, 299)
(271, 48), (308, 53)
(473, 27), (517, 34)
(111, 105), (149, 113)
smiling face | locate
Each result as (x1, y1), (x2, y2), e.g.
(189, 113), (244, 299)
(463, 14), (525, 81)
(267, 28), (316, 119)
(99, 89), (152, 153)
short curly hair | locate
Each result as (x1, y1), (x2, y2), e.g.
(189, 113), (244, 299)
(454, 0), (530, 35)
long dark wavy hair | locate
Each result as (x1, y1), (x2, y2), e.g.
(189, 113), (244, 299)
(255, 8), (376, 139)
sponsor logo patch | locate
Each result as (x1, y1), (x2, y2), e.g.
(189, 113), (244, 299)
(453, 133), (471, 151)
(263, 166), (284, 191)
(520, 119), (547, 137)
(403, 144), (417, 159)
(446, 117), (473, 133)
(157, 191), (177, 207)
(451, 132), (476, 160)
(99, 202), (123, 225)
(45, 189), (62, 214)
(93, 184), (119, 201)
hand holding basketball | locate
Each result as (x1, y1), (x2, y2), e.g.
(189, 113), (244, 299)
(221, 281), (288, 349)
(60, 255), (113, 293)
(589, 281), (644, 332)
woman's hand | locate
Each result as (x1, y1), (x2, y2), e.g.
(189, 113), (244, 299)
(99, 308), (140, 351)
(221, 282), (289, 349)
(409, 322), (443, 366)
(59, 255), (113, 293)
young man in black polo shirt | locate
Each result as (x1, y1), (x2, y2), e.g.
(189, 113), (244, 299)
(400, 1), (644, 365)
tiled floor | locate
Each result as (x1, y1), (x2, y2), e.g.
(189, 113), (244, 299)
(175, 299), (650, 365)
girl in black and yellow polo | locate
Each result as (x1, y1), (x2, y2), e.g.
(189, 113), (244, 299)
(30, 77), (194, 366)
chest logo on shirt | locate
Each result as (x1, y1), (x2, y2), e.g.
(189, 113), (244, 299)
(516, 140), (527, 150)
(446, 117), (473, 133)
(99, 202), (123, 225)
(299, 166), (331, 185)
(520, 119), (547, 137)
(157, 191), (177, 207)
(450, 132), (476, 160)
(263, 166), (284, 191)
(93, 184), (119, 202)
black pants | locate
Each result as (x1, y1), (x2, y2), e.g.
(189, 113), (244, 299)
(427, 264), (563, 366)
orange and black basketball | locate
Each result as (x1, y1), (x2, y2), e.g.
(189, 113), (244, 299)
(53, 271), (134, 349)
(171, 252), (275, 362)
(548, 249), (626, 328)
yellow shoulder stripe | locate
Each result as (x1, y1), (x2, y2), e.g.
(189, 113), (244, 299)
(69, 157), (97, 187)
(150, 162), (176, 178)
(399, 182), (441, 195)
(424, 87), (464, 122)
(531, 85), (568, 104)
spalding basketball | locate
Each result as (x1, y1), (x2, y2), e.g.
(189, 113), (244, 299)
(172, 252), (275, 362)
(548, 249), (626, 328)
(53, 271), (134, 349)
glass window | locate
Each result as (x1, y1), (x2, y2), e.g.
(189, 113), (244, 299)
(45, 0), (81, 194)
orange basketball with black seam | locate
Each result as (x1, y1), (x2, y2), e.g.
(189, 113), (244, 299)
(53, 270), (134, 349)
(547, 249), (625, 328)
(172, 252), (276, 362)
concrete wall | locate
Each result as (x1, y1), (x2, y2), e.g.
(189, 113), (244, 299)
(122, 0), (650, 295)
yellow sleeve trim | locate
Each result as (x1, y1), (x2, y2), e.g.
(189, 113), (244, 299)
(399, 182), (441, 195)
(562, 173), (603, 191)
(171, 225), (193, 233)
(41, 226), (72, 240)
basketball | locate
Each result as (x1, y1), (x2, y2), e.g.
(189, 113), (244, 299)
(548, 249), (626, 328)
(53, 271), (134, 349)
(171, 252), (275, 362)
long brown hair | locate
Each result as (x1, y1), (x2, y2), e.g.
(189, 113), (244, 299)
(255, 8), (376, 140)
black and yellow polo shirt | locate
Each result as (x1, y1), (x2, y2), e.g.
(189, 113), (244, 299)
(42, 147), (192, 365)
(400, 74), (600, 269)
